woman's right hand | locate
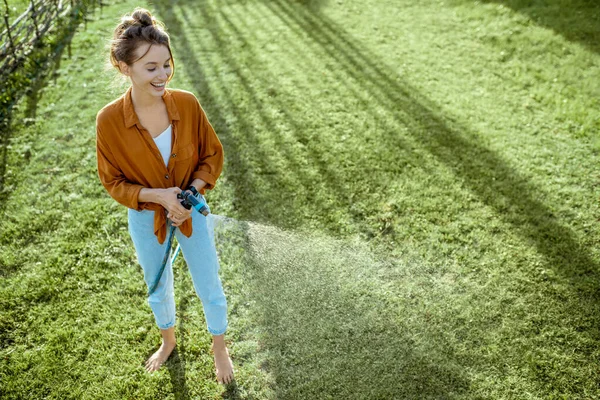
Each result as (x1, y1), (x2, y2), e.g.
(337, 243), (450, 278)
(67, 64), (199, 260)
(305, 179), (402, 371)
(157, 187), (193, 226)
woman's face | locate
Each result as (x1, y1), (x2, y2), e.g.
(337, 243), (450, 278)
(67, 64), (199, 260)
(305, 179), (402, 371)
(120, 43), (172, 98)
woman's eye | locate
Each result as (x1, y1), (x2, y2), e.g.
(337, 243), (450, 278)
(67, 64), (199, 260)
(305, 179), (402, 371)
(147, 65), (170, 72)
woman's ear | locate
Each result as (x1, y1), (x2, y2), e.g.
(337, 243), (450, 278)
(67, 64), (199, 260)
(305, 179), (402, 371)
(118, 61), (131, 76)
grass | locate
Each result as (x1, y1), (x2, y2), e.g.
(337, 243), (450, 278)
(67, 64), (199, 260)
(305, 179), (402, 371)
(1, 0), (599, 398)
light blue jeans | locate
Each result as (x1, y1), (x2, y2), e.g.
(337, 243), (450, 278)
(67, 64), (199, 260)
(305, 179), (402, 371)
(127, 197), (228, 336)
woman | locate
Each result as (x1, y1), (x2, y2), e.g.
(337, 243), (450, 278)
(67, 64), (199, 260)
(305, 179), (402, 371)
(95, 8), (234, 384)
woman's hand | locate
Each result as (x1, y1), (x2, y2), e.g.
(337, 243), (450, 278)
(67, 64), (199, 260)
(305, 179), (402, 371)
(157, 187), (193, 226)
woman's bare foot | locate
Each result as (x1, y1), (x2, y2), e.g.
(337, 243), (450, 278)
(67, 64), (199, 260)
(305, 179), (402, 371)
(145, 327), (176, 373)
(212, 335), (234, 384)
(145, 340), (176, 372)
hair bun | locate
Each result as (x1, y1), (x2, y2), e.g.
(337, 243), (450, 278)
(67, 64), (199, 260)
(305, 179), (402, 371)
(110, 7), (173, 75)
(131, 8), (154, 27)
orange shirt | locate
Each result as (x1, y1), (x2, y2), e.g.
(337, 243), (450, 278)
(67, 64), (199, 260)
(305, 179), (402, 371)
(96, 87), (223, 244)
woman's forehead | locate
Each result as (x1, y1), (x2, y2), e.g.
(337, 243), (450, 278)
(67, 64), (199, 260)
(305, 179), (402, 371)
(135, 43), (171, 64)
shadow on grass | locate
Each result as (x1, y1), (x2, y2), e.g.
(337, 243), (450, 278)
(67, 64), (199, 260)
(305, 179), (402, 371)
(155, 0), (599, 396)
(293, 0), (329, 12)
(221, 381), (243, 400)
(165, 260), (191, 400)
(165, 348), (188, 399)
(164, 2), (369, 230)
(478, 0), (600, 54)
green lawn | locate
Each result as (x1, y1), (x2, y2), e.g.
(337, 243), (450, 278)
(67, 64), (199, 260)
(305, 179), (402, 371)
(1, 0), (599, 398)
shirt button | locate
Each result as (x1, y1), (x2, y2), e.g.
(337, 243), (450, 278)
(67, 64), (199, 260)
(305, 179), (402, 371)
(165, 174), (169, 179)
(171, 153), (177, 158)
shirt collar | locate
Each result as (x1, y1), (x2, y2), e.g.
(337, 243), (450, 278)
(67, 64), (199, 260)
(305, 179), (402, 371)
(123, 86), (181, 129)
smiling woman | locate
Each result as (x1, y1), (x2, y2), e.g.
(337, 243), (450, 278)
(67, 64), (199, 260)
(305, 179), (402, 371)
(95, 7), (234, 384)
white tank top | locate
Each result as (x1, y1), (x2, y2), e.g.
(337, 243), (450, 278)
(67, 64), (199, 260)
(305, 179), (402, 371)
(153, 124), (172, 167)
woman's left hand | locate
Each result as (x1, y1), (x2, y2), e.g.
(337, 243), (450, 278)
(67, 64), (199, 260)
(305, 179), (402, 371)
(167, 208), (192, 227)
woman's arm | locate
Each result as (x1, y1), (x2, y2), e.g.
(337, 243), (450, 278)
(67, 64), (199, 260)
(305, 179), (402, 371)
(188, 178), (207, 193)
(96, 125), (145, 210)
(138, 187), (168, 204)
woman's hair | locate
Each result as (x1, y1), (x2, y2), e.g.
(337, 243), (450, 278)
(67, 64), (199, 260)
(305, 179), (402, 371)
(109, 8), (174, 81)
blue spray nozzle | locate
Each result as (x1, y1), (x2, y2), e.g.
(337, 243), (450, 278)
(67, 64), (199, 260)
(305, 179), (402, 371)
(177, 191), (210, 216)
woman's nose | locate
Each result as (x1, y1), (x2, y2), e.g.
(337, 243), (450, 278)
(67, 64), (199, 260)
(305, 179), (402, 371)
(160, 68), (169, 80)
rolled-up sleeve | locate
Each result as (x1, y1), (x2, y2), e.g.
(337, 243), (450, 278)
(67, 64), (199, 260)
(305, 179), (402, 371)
(192, 102), (223, 190)
(96, 123), (144, 210)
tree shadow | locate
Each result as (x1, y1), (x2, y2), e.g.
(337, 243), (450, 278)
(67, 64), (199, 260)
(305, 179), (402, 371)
(293, 0), (329, 12)
(165, 348), (189, 399)
(165, 258), (191, 400)
(476, 0), (600, 54)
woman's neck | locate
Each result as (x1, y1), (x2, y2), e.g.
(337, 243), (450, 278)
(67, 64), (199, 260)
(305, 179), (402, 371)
(130, 85), (163, 110)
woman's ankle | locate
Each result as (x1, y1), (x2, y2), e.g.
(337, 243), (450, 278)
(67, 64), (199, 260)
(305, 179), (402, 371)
(211, 334), (227, 351)
(160, 326), (177, 345)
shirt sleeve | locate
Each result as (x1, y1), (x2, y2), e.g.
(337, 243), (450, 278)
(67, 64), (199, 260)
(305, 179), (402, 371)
(192, 101), (224, 190)
(96, 122), (144, 210)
